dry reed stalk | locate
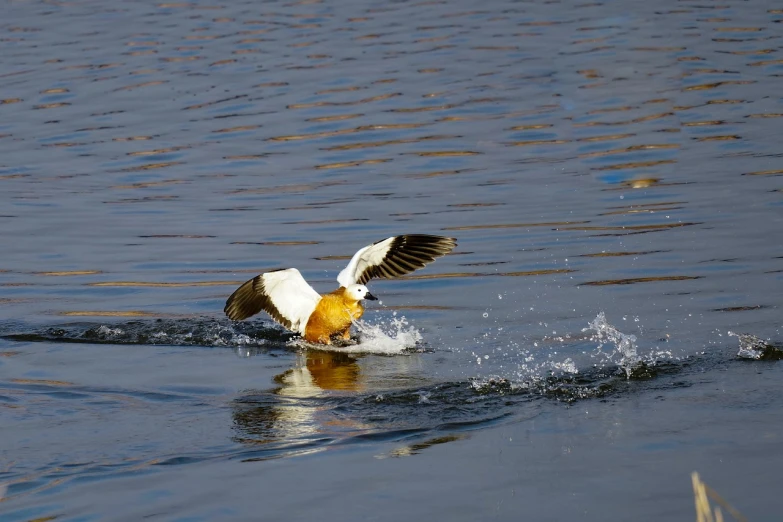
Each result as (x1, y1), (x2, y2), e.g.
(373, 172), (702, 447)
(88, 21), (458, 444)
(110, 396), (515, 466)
(692, 472), (747, 522)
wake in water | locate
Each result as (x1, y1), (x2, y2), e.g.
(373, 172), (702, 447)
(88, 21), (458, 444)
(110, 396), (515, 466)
(0, 314), (425, 356)
(1, 318), (292, 348)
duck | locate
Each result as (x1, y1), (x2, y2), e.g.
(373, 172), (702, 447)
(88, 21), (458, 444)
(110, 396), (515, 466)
(224, 234), (457, 344)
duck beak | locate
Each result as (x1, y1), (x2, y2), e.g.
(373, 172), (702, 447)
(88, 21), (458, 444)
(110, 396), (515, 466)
(365, 292), (378, 301)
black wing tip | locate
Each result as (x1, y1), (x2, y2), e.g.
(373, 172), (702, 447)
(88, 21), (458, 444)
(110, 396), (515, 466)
(225, 307), (249, 321)
(398, 234), (457, 247)
(395, 235), (457, 255)
(357, 234), (457, 283)
(224, 273), (294, 330)
(401, 234), (456, 241)
(352, 235), (458, 284)
(224, 276), (260, 321)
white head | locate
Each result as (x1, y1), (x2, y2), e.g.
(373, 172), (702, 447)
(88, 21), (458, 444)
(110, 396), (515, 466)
(345, 284), (378, 302)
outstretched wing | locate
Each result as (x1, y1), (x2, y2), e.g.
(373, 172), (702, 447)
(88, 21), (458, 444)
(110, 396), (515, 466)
(336, 234), (457, 287)
(224, 268), (321, 334)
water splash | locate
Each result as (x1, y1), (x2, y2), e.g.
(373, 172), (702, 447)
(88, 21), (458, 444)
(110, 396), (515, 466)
(291, 316), (422, 355)
(354, 315), (422, 353)
(729, 331), (783, 360)
(584, 312), (641, 377)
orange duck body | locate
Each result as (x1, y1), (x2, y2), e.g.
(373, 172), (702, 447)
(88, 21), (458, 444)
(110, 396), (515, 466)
(304, 287), (365, 344)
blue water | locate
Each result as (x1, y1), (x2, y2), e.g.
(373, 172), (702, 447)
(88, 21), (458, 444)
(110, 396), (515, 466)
(1, 0), (782, 519)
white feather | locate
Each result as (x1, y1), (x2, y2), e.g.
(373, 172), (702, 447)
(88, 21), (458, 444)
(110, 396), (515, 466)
(226, 235), (456, 334)
(337, 237), (395, 287)
(262, 268), (321, 334)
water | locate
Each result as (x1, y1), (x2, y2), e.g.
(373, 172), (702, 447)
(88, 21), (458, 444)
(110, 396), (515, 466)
(2, 0), (782, 519)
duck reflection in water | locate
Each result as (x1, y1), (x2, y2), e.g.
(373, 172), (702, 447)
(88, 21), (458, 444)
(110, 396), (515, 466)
(279, 350), (363, 394)
(231, 350), (370, 448)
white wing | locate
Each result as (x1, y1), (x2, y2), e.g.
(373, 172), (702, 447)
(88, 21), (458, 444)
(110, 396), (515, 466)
(224, 268), (321, 334)
(337, 234), (457, 287)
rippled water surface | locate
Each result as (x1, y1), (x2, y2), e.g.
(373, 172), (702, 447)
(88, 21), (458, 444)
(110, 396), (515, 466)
(2, 0), (782, 520)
